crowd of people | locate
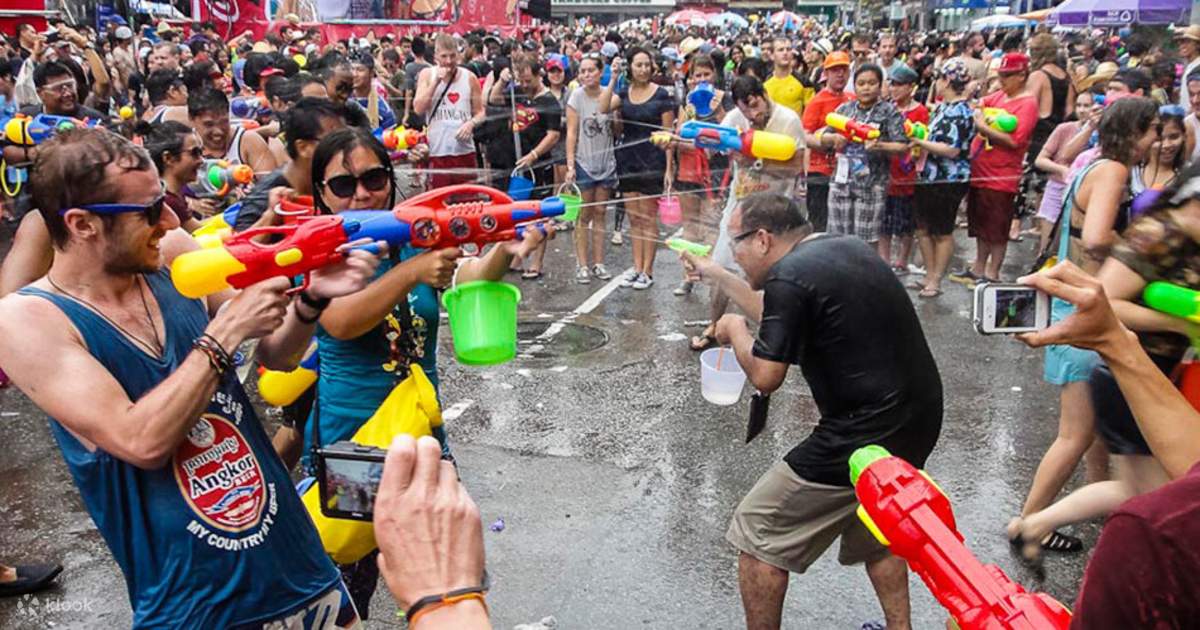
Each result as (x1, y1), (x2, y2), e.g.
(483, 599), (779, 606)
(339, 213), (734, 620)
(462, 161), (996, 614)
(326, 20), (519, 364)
(0, 11), (1199, 629)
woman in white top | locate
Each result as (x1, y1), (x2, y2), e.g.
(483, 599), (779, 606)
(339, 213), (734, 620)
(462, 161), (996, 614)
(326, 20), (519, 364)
(565, 54), (620, 284)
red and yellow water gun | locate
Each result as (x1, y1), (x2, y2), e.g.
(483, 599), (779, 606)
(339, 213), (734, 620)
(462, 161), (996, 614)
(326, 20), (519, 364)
(825, 113), (880, 143)
(171, 185), (563, 298)
(376, 125), (427, 151)
(850, 446), (1072, 630)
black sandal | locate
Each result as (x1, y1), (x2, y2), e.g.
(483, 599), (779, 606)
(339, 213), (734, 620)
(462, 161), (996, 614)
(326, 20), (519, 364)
(1039, 529), (1083, 553)
(0, 564), (63, 598)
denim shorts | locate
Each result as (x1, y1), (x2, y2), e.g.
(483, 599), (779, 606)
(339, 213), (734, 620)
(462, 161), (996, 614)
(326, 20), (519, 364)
(576, 164), (617, 192)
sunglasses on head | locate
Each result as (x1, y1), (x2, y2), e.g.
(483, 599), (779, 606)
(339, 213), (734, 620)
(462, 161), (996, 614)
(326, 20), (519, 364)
(323, 166), (390, 198)
(72, 195), (167, 224)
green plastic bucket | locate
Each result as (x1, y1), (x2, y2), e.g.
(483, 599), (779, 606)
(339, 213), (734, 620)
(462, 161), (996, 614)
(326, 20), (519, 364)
(557, 182), (581, 221)
(441, 281), (522, 366)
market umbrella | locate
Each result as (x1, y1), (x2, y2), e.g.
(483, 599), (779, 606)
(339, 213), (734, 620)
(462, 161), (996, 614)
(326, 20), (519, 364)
(970, 14), (1032, 29)
(666, 9), (711, 27)
(768, 10), (802, 29)
(709, 11), (749, 29)
(1048, 0), (1187, 26)
(1018, 7), (1053, 20)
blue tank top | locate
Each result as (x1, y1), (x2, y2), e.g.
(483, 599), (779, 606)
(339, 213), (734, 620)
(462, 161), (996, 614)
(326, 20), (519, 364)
(304, 246), (440, 464)
(19, 271), (341, 628)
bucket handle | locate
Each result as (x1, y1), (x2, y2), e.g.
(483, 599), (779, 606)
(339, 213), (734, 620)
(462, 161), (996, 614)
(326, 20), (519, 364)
(510, 166), (536, 183)
(556, 181), (581, 198)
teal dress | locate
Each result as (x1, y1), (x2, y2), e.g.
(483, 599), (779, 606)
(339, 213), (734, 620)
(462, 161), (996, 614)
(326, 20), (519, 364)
(303, 245), (443, 467)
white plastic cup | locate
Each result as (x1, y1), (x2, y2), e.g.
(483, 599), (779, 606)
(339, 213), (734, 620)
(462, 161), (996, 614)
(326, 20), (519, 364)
(700, 347), (747, 406)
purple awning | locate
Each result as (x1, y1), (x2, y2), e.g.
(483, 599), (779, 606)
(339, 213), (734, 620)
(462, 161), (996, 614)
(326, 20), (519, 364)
(1047, 0), (1188, 25)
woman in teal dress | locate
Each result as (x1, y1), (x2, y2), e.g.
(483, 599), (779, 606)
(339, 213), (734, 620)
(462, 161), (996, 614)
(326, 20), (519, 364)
(305, 127), (544, 616)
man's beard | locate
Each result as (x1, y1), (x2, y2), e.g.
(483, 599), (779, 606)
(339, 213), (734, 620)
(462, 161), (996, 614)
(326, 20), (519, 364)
(104, 239), (161, 275)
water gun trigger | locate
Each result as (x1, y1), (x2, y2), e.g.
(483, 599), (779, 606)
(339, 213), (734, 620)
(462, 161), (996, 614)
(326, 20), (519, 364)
(856, 505), (891, 547)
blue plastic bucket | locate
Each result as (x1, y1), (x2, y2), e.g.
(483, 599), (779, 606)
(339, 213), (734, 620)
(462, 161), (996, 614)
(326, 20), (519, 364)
(508, 169), (535, 201)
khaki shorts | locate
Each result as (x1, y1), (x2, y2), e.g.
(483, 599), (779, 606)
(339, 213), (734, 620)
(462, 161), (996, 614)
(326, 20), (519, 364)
(726, 461), (890, 574)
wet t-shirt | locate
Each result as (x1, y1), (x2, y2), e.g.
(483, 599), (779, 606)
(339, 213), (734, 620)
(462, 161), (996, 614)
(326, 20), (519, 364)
(753, 234), (943, 486)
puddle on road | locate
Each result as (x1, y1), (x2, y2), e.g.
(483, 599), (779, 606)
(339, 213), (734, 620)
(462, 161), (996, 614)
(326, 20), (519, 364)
(513, 320), (609, 359)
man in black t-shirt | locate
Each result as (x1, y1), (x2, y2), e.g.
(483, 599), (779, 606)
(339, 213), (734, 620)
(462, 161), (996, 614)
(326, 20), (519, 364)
(485, 53), (561, 195)
(682, 192), (942, 630)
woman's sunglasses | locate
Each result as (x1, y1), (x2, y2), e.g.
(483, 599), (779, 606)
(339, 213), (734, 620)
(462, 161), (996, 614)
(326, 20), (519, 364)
(322, 166), (390, 198)
(73, 195), (167, 224)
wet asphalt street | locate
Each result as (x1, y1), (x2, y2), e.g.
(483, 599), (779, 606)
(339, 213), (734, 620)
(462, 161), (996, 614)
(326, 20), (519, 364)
(0, 224), (1097, 629)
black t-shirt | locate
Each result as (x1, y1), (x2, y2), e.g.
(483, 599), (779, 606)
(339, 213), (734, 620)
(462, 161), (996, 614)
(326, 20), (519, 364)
(753, 234), (943, 486)
(232, 168), (292, 231)
(485, 89), (562, 177)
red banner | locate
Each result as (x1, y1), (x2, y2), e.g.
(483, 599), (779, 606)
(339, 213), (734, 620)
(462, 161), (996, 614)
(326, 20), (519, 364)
(194, 0), (527, 42)
(0, 0), (51, 38)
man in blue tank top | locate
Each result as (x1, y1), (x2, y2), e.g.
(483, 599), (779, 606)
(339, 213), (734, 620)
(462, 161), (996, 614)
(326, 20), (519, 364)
(0, 128), (381, 628)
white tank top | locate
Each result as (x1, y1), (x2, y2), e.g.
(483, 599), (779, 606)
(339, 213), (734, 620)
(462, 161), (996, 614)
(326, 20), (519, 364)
(426, 68), (476, 158)
(225, 126), (246, 164)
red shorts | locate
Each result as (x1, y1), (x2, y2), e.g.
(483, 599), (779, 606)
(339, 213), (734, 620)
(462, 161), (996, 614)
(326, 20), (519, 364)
(428, 153), (477, 190)
(967, 187), (1017, 245)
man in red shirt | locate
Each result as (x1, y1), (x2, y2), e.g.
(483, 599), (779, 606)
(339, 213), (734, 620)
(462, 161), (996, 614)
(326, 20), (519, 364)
(802, 51), (852, 232)
(951, 53), (1038, 285)
(881, 65), (928, 273)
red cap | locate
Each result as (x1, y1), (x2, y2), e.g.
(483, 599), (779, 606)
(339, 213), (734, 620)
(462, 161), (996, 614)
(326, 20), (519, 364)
(997, 52), (1030, 75)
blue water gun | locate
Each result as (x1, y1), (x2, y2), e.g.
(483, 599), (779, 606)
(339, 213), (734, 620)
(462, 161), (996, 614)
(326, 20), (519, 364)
(670, 120), (797, 161)
(3, 113), (102, 146)
(687, 82), (715, 119)
(231, 96), (271, 121)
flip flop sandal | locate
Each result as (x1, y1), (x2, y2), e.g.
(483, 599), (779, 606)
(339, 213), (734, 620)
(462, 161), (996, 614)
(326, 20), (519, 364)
(521, 270), (543, 280)
(906, 280), (926, 291)
(690, 334), (717, 352)
(918, 288), (942, 299)
(0, 564), (63, 597)
(1040, 529), (1084, 553)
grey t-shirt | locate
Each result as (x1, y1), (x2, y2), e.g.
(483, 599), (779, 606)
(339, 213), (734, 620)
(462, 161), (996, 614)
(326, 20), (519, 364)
(566, 87), (616, 181)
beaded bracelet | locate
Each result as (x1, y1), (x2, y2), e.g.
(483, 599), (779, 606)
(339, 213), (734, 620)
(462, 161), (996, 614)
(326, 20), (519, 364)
(193, 334), (232, 376)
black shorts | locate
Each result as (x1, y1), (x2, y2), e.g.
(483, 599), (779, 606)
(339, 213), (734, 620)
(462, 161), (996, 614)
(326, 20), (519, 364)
(1092, 354), (1179, 456)
(915, 182), (969, 236)
(619, 172), (664, 196)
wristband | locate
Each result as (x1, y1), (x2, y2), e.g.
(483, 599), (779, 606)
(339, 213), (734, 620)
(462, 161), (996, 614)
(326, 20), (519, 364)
(298, 290), (331, 312)
(406, 587), (488, 626)
(193, 334), (232, 376)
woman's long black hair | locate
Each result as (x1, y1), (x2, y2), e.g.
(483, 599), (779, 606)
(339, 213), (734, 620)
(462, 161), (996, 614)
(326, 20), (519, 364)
(310, 127), (396, 215)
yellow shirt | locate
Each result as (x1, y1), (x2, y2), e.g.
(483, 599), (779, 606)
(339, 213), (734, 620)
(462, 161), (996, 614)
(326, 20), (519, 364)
(764, 74), (806, 116)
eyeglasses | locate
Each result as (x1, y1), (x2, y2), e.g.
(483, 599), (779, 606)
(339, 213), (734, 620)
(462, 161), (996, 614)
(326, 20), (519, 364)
(41, 79), (77, 94)
(323, 166), (390, 198)
(186, 146), (204, 159)
(72, 195), (167, 224)
(729, 228), (766, 251)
